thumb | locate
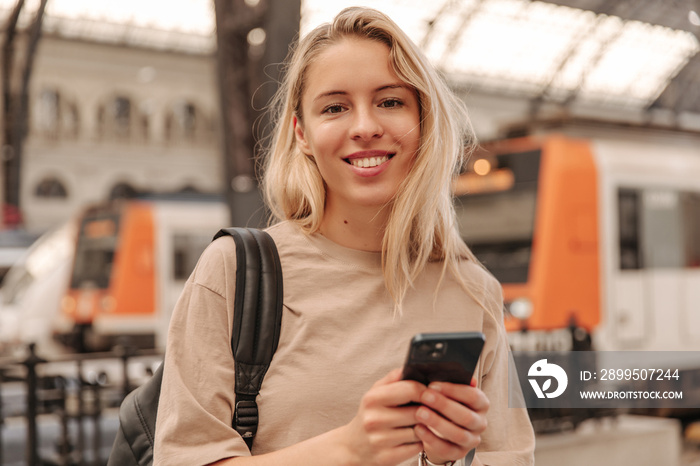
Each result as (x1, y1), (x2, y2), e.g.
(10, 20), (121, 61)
(374, 368), (404, 387)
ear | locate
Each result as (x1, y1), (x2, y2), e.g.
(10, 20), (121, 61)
(294, 116), (313, 156)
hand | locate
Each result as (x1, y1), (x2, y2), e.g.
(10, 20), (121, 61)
(413, 380), (489, 464)
(340, 369), (426, 466)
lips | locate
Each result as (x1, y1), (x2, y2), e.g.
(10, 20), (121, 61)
(343, 150), (395, 168)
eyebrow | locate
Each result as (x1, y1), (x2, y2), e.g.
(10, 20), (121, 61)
(312, 83), (409, 102)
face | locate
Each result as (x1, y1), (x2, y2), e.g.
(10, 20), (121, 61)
(294, 37), (421, 218)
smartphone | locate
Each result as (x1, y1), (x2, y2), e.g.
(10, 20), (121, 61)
(401, 332), (485, 386)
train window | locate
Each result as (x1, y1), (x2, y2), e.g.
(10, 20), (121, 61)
(172, 233), (212, 280)
(681, 192), (700, 268)
(71, 214), (120, 289)
(641, 190), (684, 269)
(619, 188), (699, 270)
(456, 150), (540, 283)
(618, 189), (642, 270)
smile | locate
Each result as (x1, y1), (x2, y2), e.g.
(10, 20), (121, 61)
(344, 153), (394, 168)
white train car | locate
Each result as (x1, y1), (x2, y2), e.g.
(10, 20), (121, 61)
(1, 197), (230, 354)
(454, 129), (700, 356)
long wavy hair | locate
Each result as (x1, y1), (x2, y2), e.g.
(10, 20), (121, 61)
(262, 7), (487, 311)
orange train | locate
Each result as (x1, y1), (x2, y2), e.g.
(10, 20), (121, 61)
(52, 131), (700, 356)
(54, 198), (229, 351)
(454, 131), (700, 354)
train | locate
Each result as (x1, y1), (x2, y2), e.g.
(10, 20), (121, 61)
(0, 196), (234, 355)
(453, 128), (700, 427)
(454, 130), (700, 356)
(51, 197), (230, 352)
(0, 220), (76, 356)
(2, 128), (699, 365)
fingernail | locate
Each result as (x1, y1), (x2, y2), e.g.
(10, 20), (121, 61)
(423, 392), (436, 403)
(417, 408), (430, 420)
(428, 382), (442, 392)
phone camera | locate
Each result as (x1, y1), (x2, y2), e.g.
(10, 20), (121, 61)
(413, 340), (448, 360)
(418, 343), (432, 353)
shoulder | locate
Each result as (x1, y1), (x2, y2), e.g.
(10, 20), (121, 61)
(188, 223), (307, 297)
(189, 233), (238, 298)
(264, 221), (321, 263)
(455, 258), (505, 322)
(264, 220), (306, 248)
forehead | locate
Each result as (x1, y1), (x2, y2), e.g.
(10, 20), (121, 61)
(303, 37), (403, 100)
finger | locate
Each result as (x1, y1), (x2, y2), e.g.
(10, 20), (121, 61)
(367, 425), (421, 448)
(374, 368), (404, 386)
(365, 379), (426, 409)
(416, 404), (484, 446)
(419, 388), (488, 433)
(376, 441), (424, 466)
(429, 382), (490, 414)
(361, 404), (423, 432)
(414, 423), (475, 463)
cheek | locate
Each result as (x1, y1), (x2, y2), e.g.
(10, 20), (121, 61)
(403, 126), (421, 157)
(309, 127), (343, 161)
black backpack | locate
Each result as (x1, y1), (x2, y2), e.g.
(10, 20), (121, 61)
(107, 227), (283, 465)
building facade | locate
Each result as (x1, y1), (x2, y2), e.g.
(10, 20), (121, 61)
(21, 33), (222, 231)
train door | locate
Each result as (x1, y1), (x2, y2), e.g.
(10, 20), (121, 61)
(612, 187), (700, 349)
(153, 201), (229, 349)
(679, 192), (700, 342)
(613, 188), (650, 345)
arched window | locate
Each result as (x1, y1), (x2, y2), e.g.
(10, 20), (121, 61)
(97, 95), (148, 141)
(36, 89), (60, 138)
(35, 177), (68, 199)
(33, 88), (80, 140)
(108, 182), (139, 200)
(164, 100), (212, 144)
(177, 185), (203, 194)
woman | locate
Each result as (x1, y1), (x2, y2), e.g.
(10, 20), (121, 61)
(154, 7), (535, 466)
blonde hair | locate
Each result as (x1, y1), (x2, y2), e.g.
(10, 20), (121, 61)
(262, 7), (484, 310)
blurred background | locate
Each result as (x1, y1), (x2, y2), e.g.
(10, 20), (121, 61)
(0, 0), (699, 464)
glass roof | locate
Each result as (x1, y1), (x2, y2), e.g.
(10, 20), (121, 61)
(0, 0), (216, 53)
(302, 0), (700, 110)
(1, 0), (697, 110)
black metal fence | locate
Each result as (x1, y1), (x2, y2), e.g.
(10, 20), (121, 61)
(0, 343), (161, 465)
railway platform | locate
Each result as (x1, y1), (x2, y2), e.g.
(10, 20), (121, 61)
(535, 415), (682, 466)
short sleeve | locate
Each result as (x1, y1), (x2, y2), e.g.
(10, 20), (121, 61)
(154, 238), (251, 466)
(474, 273), (536, 465)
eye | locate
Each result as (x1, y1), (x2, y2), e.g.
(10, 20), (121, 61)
(322, 104), (345, 114)
(379, 98), (403, 109)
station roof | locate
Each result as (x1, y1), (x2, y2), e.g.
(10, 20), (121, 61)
(1, 0), (699, 118)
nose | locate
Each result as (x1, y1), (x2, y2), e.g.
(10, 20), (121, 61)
(350, 106), (383, 141)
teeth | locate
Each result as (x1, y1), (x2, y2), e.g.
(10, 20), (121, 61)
(350, 155), (389, 168)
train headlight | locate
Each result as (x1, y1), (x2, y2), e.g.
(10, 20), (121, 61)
(509, 298), (533, 320)
(61, 296), (76, 314)
(101, 296), (117, 313)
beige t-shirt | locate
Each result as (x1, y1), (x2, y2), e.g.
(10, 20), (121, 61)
(154, 221), (534, 465)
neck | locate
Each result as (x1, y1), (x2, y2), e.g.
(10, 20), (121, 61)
(319, 201), (390, 252)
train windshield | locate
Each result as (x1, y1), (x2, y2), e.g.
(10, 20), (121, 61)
(455, 150), (540, 283)
(1, 221), (75, 306)
(71, 212), (120, 289)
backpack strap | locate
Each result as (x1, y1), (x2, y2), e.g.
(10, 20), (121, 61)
(213, 228), (283, 450)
